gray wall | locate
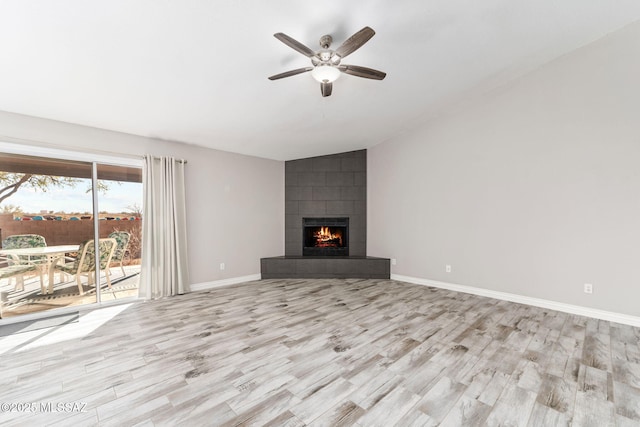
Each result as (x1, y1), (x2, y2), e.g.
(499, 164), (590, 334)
(368, 22), (640, 317)
(285, 150), (366, 256)
(0, 111), (284, 285)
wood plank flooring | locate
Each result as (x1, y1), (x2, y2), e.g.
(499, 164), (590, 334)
(1, 278), (640, 426)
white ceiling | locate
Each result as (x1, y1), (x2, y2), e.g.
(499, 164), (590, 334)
(1, 1), (640, 161)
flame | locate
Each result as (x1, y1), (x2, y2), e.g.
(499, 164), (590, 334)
(314, 226), (342, 247)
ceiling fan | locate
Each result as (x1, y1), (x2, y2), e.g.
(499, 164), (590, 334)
(268, 26), (386, 97)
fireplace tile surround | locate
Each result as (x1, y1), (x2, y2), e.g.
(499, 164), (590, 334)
(261, 150), (390, 279)
(285, 150), (367, 256)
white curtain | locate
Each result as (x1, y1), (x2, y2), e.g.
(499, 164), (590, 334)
(139, 155), (189, 299)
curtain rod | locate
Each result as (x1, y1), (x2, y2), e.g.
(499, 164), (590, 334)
(146, 155), (187, 164)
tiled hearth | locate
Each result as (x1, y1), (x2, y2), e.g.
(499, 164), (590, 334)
(260, 256), (389, 279)
(261, 150), (389, 279)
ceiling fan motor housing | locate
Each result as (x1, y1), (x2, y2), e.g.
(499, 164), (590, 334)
(313, 35), (341, 66)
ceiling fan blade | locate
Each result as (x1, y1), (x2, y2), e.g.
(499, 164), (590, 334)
(335, 27), (375, 59)
(338, 65), (386, 80)
(268, 67), (313, 80)
(274, 33), (316, 58)
(321, 82), (333, 97)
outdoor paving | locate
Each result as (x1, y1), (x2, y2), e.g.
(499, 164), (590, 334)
(0, 266), (140, 318)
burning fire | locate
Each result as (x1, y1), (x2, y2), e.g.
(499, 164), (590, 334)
(314, 226), (343, 247)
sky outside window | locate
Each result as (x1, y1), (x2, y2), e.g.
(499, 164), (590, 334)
(4, 180), (142, 214)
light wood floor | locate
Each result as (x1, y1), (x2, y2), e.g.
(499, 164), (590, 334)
(1, 278), (639, 426)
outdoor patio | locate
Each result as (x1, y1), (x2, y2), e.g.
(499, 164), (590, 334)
(0, 265), (140, 318)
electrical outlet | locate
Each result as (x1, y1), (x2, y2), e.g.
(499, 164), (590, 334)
(391, 258), (397, 265)
(446, 265), (452, 273)
(220, 263), (225, 271)
(584, 283), (593, 294)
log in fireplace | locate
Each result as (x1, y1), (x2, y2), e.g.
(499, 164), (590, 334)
(303, 217), (349, 256)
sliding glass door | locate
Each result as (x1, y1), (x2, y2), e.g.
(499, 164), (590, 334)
(0, 152), (142, 320)
(96, 163), (143, 303)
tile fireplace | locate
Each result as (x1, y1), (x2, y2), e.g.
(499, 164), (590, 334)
(261, 149), (389, 279)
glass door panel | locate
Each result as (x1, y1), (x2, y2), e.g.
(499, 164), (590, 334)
(0, 153), (97, 318)
(96, 163), (143, 301)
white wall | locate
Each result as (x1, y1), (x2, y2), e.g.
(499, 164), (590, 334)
(368, 22), (640, 317)
(0, 112), (284, 285)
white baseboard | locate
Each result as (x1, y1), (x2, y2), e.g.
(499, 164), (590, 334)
(391, 274), (640, 328)
(190, 274), (261, 292)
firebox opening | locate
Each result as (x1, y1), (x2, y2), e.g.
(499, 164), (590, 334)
(304, 226), (346, 248)
(302, 217), (349, 256)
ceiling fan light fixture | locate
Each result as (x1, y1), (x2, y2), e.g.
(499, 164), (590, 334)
(311, 65), (341, 83)
(269, 27), (385, 96)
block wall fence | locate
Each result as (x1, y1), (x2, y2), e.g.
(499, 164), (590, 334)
(0, 214), (141, 258)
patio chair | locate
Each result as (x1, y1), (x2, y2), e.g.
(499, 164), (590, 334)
(0, 264), (41, 293)
(0, 234), (46, 292)
(1, 234), (48, 264)
(107, 231), (131, 277)
(50, 238), (117, 295)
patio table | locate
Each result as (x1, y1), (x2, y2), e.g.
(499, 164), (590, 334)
(0, 245), (80, 294)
